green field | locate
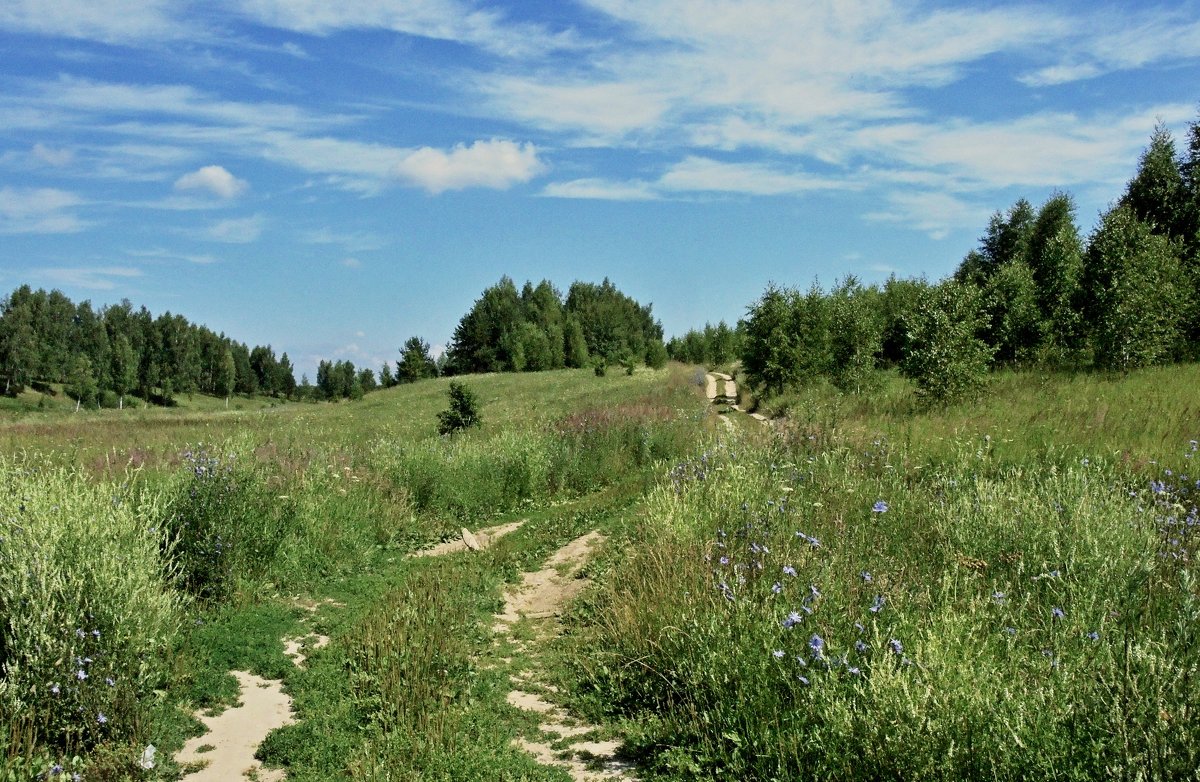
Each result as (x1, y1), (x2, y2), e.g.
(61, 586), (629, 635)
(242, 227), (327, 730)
(3, 363), (1198, 780)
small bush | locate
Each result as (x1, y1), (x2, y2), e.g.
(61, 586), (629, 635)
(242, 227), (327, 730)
(160, 446), (296, 601)
(436, 382), (481, 435)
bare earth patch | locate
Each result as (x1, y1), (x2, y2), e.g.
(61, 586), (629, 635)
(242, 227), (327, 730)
(176, 672), (294, 782)
(412, 520), (526, 558)
(495, 531), (638, 781)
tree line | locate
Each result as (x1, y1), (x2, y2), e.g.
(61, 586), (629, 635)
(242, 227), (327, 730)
(0, 286), (295, 408)
(444, 276), (666, 374)
(739, 111), (1200, 404)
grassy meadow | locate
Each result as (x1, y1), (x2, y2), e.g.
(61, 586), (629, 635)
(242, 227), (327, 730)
(2, 362), (1199, 780)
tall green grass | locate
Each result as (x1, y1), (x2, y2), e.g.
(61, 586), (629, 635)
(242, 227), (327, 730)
(0, 458), (183, 776)
(571, 430), (1200, 779)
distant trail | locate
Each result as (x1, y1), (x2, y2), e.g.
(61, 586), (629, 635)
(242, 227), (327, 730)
(705, 371), (768, 426)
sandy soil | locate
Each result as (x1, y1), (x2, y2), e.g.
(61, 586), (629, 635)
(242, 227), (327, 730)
(494, 531), (638, 781)
(412, 520), (526, 558)
(176, 672), (294, 782)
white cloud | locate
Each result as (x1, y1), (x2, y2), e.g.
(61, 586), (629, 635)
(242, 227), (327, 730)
(231, 0), (580, 58)
(542, 178), (659, 201)
(0, 186), (88, 234)
(341, 257), (362, 268)
(41, 266), (142, 290)
(393, 139), (545, 194)
(658, 156), (848, 196)
(303, 228), (388, 251)
(1018, 10), (1200, 86)
(864, 191), (991, 240)
(174, 164), (248, 198)
(0, 0), (182, 43)
(207, 214), (264, 243)
(31, 143), (74, 166)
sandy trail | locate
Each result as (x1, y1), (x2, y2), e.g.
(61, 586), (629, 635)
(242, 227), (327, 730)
(412, 520), (525, 557)
(495, 531), (637, 781)
(176, 672), (293, 782)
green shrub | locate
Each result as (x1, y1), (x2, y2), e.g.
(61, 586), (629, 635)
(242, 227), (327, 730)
(160, 446), (296, 601)
(436, 382), (481, 435)
(0, 458), (182, 759)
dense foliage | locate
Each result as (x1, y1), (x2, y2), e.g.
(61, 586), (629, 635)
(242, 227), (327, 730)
(0, 287), (295, 407)
(739, 111), (1200, 406)
(445, 277), (665, 374)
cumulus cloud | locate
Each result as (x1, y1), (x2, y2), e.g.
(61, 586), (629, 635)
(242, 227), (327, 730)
(207, 214), (263, 243)
(393, 140), (545, 194)
(174, 165), (248, 198)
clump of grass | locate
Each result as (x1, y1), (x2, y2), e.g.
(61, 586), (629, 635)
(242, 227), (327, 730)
(160, 445), (298, 602)
(0, 456), (182, 767)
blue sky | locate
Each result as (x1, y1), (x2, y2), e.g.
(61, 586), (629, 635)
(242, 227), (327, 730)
(2, 0), (1199, 379)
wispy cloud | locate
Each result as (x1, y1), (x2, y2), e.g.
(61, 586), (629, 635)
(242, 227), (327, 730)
(231, 0), (582, 58)
(40, 265), (142, 290)
(0, 186), (89, 234)
(206, 214), (264, 243)
(0, 0), (184, 44)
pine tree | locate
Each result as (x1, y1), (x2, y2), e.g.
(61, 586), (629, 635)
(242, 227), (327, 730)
(398, 336), (437, 383)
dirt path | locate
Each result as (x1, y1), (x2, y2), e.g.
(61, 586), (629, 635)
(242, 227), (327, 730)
(176, 672), (293, 782)
(705, 371), (768, 425)
(494, 531), (637, 781)
(176, 598), (338, 779)
(412, 520), (525, 557)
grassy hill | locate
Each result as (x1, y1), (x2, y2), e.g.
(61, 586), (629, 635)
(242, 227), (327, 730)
(3, 362), (1198, 781)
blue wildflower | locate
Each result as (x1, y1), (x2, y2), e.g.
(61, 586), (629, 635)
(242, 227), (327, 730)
(772, 581), (783, 594)
(1052, 607), (1065, 620)
(855, 639), (868, 654)
(860, 571), (873, 583)
(808, 634), (825, 656)
(97, 712), (107, 724)
(1086, 631), (1100, 641)
(872, 500), (889, 513)
(782, 565), (797, 577)
(772, 649), (785, 659)
(888, 638), (903, 655)
(870, 595), (885, 613)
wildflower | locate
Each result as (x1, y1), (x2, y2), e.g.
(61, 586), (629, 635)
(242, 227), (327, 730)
(782, 565), (797, 577)
(809, 584), (822, 600)
(76, 670), (87, 681)
(872, 500), (889, 514)
(860, 571), (873, 583)
(91, 629), (100, 639)
(854, 622), (865, 634)
(855, 639), (868, 654)
(50, 764), (63, 776)
(772, 581), (783, 594)
(847, 666), (861, 675)
(808, 634), (825, 656)
(97, 712), (107, 724)
(772, 649), (785, 659)
(1004, 627), (1016, 635)
(719, 556), (730, 566)
(50, 683), (60, 694)
(105, 677), (115, 687)
(888, 638), (903, 655)
(870, 595), (885, 614)
(782, 611), (804, 629)
(1052, 607), (1065, 620)
(1086, 631), (1100, 641)
(797, 674), (810, 686)
(992, 591), (1006, 604)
